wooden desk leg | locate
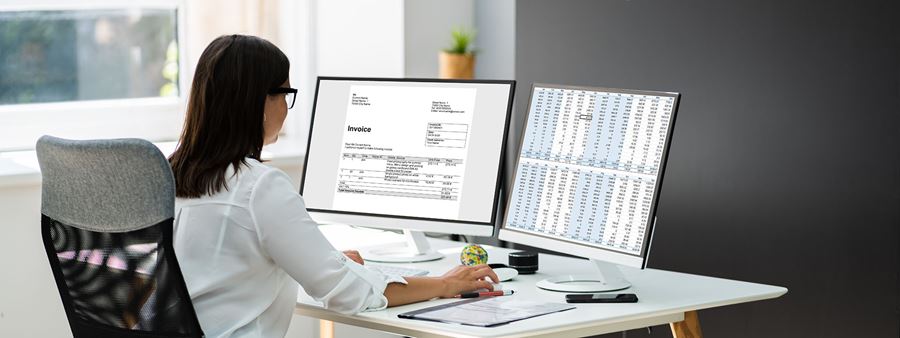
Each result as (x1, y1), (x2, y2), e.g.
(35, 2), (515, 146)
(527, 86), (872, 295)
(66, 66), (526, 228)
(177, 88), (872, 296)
(319, 319), (334, 338)
(670, 311), (703, 338)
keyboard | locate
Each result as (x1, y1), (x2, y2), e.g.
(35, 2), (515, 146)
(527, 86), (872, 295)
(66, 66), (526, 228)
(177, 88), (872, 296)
(366, 264), (429, 277)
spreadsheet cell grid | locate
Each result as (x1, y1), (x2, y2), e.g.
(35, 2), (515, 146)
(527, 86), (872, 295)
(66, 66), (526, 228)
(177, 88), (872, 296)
(508, 87), (676, 256)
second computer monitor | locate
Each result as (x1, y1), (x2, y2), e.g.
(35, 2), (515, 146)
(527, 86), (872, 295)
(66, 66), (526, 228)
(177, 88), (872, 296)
(499, 84), (680, 291)
(300, 77), (514, 260)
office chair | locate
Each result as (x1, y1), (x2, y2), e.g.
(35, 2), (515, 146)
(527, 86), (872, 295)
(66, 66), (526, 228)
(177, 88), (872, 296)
(36, 136), (204, 338)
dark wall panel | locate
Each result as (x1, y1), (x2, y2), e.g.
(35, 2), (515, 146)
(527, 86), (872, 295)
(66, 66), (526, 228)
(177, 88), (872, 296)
(513, 1), (899, 337)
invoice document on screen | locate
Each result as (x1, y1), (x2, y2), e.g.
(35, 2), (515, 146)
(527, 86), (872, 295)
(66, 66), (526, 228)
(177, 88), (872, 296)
(331, 85), (477, 219)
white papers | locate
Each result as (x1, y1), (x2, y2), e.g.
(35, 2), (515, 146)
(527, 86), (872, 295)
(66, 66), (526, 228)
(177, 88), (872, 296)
(399, 296), (575, 327)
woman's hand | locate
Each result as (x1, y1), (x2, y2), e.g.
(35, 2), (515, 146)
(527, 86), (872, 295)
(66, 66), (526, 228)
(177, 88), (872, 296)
(383, 264), (501, 306)
(437, 264), (500, 298)
(343, 250), (364, 265)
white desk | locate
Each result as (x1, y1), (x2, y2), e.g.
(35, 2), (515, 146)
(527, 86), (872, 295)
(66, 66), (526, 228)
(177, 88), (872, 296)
(297, 225), (787, 338)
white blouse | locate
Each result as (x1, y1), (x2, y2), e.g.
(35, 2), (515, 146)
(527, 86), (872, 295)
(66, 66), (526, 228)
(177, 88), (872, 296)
(173, 158), (402, 338)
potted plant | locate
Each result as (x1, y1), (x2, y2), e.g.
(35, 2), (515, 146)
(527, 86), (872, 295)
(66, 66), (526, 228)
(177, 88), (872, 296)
(439, 27), (476, 79)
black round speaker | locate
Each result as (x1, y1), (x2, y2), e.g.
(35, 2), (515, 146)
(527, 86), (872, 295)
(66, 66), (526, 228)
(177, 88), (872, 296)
(507, 251), (538, 274)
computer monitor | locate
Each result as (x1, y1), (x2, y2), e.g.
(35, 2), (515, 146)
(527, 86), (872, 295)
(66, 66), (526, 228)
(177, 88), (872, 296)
(300, 77), (515, 262)
(499, 84), (680, 292)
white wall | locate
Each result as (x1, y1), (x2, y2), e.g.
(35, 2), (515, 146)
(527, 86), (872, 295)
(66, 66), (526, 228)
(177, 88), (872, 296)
(315, 0), (405, 77)
(309, 0), (512, 80)
(0, 183), (67, 337)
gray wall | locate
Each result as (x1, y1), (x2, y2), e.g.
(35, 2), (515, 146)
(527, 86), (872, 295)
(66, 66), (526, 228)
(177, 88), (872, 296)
(514, 1), (899, 337)
(474, 0), (515, 80)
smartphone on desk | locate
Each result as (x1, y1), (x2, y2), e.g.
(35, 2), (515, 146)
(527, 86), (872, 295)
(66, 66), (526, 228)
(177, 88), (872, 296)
(565, 293), (638, 303)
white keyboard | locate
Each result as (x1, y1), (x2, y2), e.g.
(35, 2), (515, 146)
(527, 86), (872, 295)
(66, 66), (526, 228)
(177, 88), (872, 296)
(366, 264), (429, 277)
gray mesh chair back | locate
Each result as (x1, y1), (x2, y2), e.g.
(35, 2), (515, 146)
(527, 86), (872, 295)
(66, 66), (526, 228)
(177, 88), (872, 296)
(36, 136), (204, 338)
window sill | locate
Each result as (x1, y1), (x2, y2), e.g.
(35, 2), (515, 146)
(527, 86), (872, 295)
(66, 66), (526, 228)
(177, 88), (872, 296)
(0, 135), (307, 189)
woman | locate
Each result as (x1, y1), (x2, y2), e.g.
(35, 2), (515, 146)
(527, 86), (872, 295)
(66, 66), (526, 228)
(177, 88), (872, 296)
(168, 35), (498, 338)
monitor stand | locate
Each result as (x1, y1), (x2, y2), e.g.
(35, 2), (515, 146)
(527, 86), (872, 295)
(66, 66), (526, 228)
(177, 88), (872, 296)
(361, 230), (444, 263)
(536, 259), (631, 292)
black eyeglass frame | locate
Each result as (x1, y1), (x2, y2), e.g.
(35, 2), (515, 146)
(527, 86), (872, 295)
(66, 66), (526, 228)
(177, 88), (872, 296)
(269, 87), (298, 109)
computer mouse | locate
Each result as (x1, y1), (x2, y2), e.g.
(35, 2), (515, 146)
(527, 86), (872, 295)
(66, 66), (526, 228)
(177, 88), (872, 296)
(493, 267), (519, 282)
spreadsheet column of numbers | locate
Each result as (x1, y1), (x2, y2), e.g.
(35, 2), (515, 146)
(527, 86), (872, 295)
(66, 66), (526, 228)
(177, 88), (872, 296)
(507, 87), (674, 255)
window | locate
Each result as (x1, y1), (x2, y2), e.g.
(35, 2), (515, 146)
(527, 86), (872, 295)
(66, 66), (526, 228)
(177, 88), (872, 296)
(0, 9), (178, 105)
(0, 1), (185, 151)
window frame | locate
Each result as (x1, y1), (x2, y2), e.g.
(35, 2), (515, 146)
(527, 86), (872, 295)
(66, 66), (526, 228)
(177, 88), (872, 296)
(0, 0), (188, 151)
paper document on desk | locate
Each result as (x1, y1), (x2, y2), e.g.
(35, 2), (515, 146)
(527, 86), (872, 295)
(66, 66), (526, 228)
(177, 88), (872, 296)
(398, 297), (575, 327)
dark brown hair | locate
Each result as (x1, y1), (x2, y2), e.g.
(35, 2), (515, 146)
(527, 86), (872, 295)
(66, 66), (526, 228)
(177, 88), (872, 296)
(169, 34), (289, 198)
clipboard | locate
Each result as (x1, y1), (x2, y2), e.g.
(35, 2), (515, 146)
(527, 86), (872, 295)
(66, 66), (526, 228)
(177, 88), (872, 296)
(398, 296), (575, 327)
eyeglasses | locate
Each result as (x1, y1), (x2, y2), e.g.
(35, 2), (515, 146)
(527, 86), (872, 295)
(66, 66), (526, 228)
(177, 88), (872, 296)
(268, 87), (298, 109)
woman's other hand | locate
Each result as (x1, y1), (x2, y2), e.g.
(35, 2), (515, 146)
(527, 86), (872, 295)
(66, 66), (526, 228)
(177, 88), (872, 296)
(343, 250), (364, 265)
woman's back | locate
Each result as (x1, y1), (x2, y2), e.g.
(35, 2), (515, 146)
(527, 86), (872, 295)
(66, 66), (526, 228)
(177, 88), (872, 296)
(175, 159), (397, 337)
(174, 159), (299, 337)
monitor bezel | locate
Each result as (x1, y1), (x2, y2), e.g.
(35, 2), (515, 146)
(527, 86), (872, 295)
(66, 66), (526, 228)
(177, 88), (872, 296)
(299, 76), (516, 237)
(498, 83), (681, 268)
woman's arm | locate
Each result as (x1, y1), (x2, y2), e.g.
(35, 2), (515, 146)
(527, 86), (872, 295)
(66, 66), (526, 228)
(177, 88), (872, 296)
(252, 169), (501, 313)
(383, 265), (500, 307)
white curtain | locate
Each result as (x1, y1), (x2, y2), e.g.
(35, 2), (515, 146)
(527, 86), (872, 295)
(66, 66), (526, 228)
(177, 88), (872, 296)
(184, 0), (282, 73)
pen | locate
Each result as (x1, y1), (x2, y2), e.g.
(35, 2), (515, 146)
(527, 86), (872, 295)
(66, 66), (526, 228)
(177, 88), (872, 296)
(456, 290), (515, 298)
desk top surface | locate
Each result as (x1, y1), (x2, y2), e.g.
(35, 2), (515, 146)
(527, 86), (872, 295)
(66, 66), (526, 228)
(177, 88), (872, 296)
(296, 224), (787, 338)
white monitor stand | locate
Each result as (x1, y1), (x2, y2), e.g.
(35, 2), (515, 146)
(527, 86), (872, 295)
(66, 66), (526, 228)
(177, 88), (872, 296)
(361, 230), (444, 263)
(536, 259), (631, 292)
